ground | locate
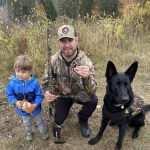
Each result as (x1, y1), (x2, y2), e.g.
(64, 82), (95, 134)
(0, 80), (150, 150)
(0, 69), (150, 150)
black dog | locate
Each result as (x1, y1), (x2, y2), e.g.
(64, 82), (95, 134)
(88, 61), (150, 150)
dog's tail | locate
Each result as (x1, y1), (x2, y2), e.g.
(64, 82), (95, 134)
(143, 104), (150, 114)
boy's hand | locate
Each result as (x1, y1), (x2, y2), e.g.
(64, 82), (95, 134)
(20, 100), (37, 113)
(15, 101), (22, 109)
(31, 104), (37, 112)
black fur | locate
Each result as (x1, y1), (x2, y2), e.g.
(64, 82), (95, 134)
(88, 61), (150, 150)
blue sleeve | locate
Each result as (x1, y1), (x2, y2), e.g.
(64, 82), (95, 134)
(34, 80), (44, 106)
(5, 82), (17, 105)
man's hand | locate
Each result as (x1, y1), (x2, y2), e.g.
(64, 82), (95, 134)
(44, 91), (58, 102)
(74, 66), (90, 78)
(15, 101), (22, 109)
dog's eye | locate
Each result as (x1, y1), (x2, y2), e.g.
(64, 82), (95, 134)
(124, 82), (128, 86)
(117, 81), (121, 86)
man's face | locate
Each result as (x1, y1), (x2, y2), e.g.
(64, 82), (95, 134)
(59, 37), (78, 57)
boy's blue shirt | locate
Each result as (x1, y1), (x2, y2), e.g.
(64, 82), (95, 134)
(6, 74), (44, 116)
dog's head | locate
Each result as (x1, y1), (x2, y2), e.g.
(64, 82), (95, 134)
(105, 61), (138, 106)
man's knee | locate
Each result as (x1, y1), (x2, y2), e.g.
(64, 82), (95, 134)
(90, 94), (98, 107)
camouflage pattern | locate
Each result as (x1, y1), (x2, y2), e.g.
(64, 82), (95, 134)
(130, 94), (144, 117)
(42, 49), (97, 102)
(57, 25), (76, 40)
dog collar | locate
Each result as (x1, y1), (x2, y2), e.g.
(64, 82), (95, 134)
(114, 104), (124, 109)
(114, 104), (130, 114)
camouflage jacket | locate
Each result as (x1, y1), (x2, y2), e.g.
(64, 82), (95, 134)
(42, 49), (97, 101)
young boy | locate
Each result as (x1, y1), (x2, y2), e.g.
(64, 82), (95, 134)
(6, 55), (49, 141)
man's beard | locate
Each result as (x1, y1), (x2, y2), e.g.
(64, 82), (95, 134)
(62, 48), (76, 57)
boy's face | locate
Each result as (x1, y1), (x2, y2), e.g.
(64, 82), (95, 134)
(15, 69), (31, 81)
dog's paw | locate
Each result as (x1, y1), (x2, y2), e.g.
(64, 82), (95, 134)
(114, 144), (122, 150)
(88, 137), (98, 145)
(132, 131), (139, 139)
(114, 147), (120, 150)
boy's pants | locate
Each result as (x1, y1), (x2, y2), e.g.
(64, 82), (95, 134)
(55, 94), (98, 126)
(22, 113), (46, 134)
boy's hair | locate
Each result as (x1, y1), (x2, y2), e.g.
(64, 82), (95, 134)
(14, 55), (33, 71)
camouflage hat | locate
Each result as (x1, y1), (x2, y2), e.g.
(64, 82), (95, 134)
(57, 25), (76, 40)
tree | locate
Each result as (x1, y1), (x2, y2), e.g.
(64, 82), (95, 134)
(58, 0), (80, 21)
(41, 0), (57, 21)
(12, 0), (35, 18)
(0, 0), (14, 28)
(79, 0), (93, 18)
(96, 0), (119, 17)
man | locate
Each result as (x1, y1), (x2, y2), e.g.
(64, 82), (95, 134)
(43, 25), (98, 144)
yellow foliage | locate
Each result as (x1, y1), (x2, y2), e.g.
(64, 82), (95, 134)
(103, 20), (113, 32)
(91, 6), (101, 20)
(115, 24), (125, 40)
(120, 0), (138, 16)
(35, 4), (45, 15)
(0, 4), (149, 76)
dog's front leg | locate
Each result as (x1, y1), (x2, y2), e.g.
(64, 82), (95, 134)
(88, 116), (109, 145)
(114, 124), (128, 150)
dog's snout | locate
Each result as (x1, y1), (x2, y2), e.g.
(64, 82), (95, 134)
(121, 96), (129, 102)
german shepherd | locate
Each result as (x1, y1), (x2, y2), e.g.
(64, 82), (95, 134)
(88, 61), (150, 150)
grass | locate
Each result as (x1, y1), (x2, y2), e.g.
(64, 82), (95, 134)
(0, 99), (150, 150)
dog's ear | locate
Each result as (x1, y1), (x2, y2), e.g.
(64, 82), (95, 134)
(125, 61), (138, 82)
(105, 61), (117, 81)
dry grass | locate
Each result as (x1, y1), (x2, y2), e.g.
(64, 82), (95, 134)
(0, 42), (150, 149)
(0, 97), (150, 150)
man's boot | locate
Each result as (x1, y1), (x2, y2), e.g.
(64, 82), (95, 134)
(52, 124), (65, 144)
(79, 118), (91, 138)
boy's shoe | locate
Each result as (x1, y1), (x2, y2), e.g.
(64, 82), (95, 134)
(42, 130), (49, 140)
(26, 132), (34, 141)
(53, 124), (65, 144)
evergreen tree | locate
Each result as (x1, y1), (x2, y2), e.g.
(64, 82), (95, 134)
(58, 0), (80, 20)
(96, 0), (119, 17)
(41, 0), (57, 21)
(79, 0), (93, 18)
